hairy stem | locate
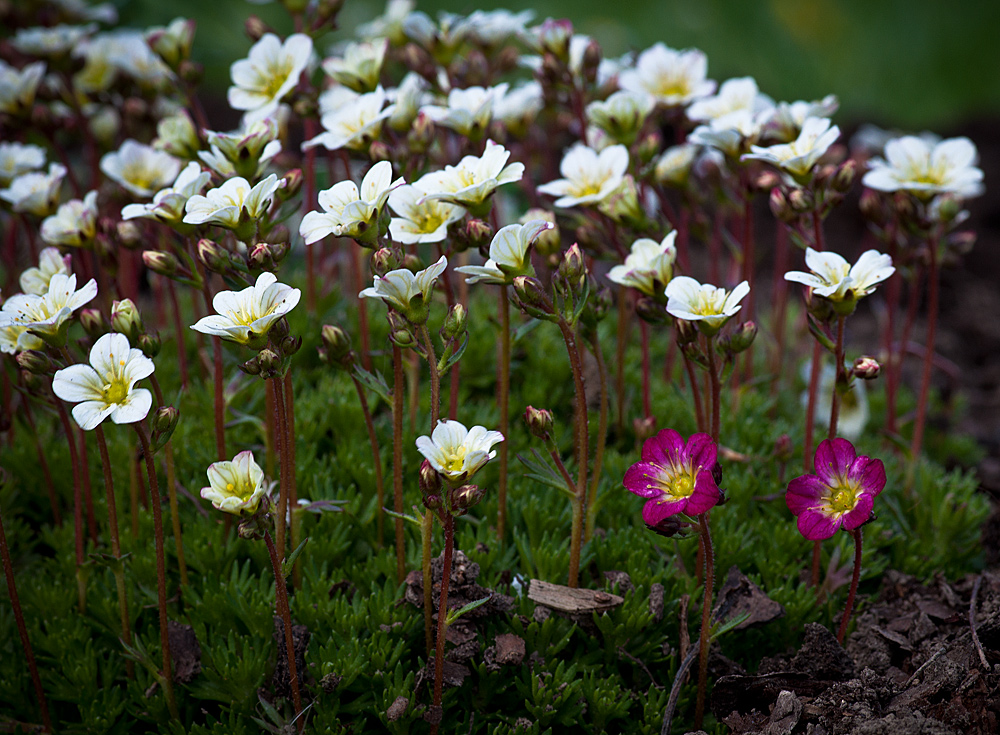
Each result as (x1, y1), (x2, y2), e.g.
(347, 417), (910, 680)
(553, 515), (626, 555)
(430, 513), (455, 735)
(640, 320), (652, 418)
(829, 316), (846, 440)
(392, 345), (406, 584)
(350, 373), (384, 548)
(585, 336), (609, 541)
(498, 287), (511, 541)
(908, 235), (940, 489)
(54, 398), (86, 613)
(284, 372), (301, 589)
(264, 530), (303, 730)
(837, 528), (863, 644)
(706, 336), (721, 443)
(420, 324), (440, 428)
(558, 322), (588, 588)
(693, 512), (716, 730)
(421, 510), (434, 656)
(150, 374), (187, 586)
(804, 342), (823, 471)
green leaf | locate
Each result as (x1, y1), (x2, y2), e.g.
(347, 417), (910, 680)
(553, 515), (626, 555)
(352, 364), (392, 405)
(437, 331), (469, 374)
(516, 449), (574, 497)
(445, 594), (492, 626)
(280, 537), (309, 579)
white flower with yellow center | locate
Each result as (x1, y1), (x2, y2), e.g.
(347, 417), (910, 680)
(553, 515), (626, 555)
(764, 95), (839, 143)
(689, 109), (771, 156)
(303, 86), (395, 153)
(537, 143), (629, 209)
(421, 84), (508, 138)
(199, 118), (282, 179)
(0, 273), (98, 342)
(20, 248), (71, 296)
(862, 136), (983, 199)
(665, 276), (749, 333)
(0, 142), (45, 186)
(654, 144), (698, 187)
(201, 451), (267, 516)
(300, 160), (404, 244)
(784, 248), (894, 303)
(183, 174), (282, 230)
(387, 184), (465, 245)
(191, 271), (300, 346)
(742, 117), (841, 179)
(121, 162), (211, 224)
(455, 220), (553, 285)
(0, 163), (66, 217)
(0, 61), (45, 116)
(100, 140), (181, 198)
(416, 420), (504, 484)
(586, 90), (655, 145)
(41, 190), (99, 248)
(360, 255), (447, 322)
(228, 33), (313, 124)
(619, 43), (715, 107)
(607, 232), (678, 297)
(51, 332), (154, 431)
(11, 24), (96, 56)
(687, 77), (772, 123)
(414, 140), (524, 212)
(323, 39), (388, 93)
(0, 320), (43, 354)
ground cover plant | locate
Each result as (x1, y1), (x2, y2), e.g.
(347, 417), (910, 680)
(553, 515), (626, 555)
(0, 1), (996, 733)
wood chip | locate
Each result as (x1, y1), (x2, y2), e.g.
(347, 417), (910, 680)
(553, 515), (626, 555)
(527, 579), (623, 614)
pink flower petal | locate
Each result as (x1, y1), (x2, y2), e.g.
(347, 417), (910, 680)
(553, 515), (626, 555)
(685, 470), (720, 515)
(642, 496), (688, 526)
(814, 438), (856, 485)
(684, 433), (717, 473)
(853, 457), (886, 497)
(623, 461), (666, 499)
(786, 474), (826, 515)
(796, 508), (841, 540)
(841, 493), (874, 531)
(641, 428), (684, 467)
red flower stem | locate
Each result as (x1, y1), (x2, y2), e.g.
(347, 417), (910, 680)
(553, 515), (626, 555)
(837, 527), (863, 644)
(392, 345), (406, 584)
(352, 247), (373, 371)
(283, 372), (301, 589)
(134, 424), (179, 721)
(883, 235), (900, 433)
(740, 183), (756, 384)
(693, 512), (716, 730)
(22, 398), (61, 525)
(54, 398), (86, 613)
(0, 508), (52, 732)
(129, 449), (140, 538)
(683, 353), (707, 433)
(803, 341), (823, 471)
(770, 224), (790, 405)
(828, 315), (846, 441)
(430, 513), (455, 735)
(585, 338), (609, 542)
(558, 321), (588, 588)
(421, 510), (434, 656)
(810, 539), (823, 589)
(640, 319), (652, 419)
(264, 529), (303, 730)
(706, 336), (721, 443)
(165, 279), (189, 389)
(908, 233), (939, 487)
(77, 427), (99, 546)
(265, 378), (277, 479)
(420, 324), (440, 428)
(497, 287), (510, 541)
(95, 425), (135, 678)
(615, 287), (628, 430)
(149, 375), (188, 586)
(272, 376), (290, 561)
(200, 281), (226, 462)
(350, 373), (385, 548)
(709, 209), (722, 284)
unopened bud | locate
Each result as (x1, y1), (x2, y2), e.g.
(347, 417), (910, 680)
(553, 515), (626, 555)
(116, 221), (141, 248)
(646, 514), (686, 538)
(523, 406), (554, 439)
(635, 295), (669, 325)
(279, 169), (303, 199)
(143, 250), (179, 277)
(245, 15), (270, 42)
(387, 311), (416, 349)
(512, 276), (554, 319)
(558, 243), (586, 285)
(198, 238), (229, 273)
(422, 493), (443, 511)
(674, 317), (699, 346)
(370, 247), (399, 277)
(636, 132), (662, 165)
(419, 459), (441, 496)
(769, 187), (795, 223)
(581, 38), (602, 85)
(315, 0), (346, 23)
(464, 218), (493, 249)
(368, 141), (391, 163)
(269, 316), (290, 342)
(79, 308), (106, 338)
(279, 335), (302, 356)
(150, 406), (179, 451)
(633, 415), (656, 442)
(450, 483), (485, 514)
(948, 230), (976, 256)
(727, 321), (757, 354)
(248, 242), (274, 271)
(257, 348), (282, 379)
(933, 194), (961, 223)
(408, 112), (435, 152)
(21, 370), (46, 395)
(755, 170), (781, 190)
(441, 304), (467, 340)
(111, 298), (143, 339)
(138, 331), (161, 358)
(831, 159), (856, 193)
(16, 350), (56, 375)
(320, 325), (353, 365)
(852, 356), (880, 380)
(787, 188), (814, 213)
(239, 355), (261, 376)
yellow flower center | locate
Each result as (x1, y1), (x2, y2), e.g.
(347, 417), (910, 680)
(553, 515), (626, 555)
(443, 446), (468, 475)
(653, 78), (691, 99)
(102, 357), (129, 405)
(260, 59), (294, 99)
(655, 467), (697, 499)
(826, 482), (861, 514)
(690, 290), (724, 316)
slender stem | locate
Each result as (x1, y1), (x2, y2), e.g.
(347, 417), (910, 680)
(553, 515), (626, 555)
(129, 448), (140, 539)
(837, 527), (863, 644)
(498, 287), (511, 541)
(350, 373), (384, 548)
(804, 342), (823, 471)
(54, 399), (86, 613)
(430, 513), (455, 735)
(693, 512), (716, 730)
(421, 510), (434, 655)
(883, 236), (900, 433)
(585, 337), (609, 542)
(77, 427), (99, 546)
(201, 283), (227, 462)
(545, 441), (577, 494)
(265, 378), (277, 479)
(166, 278), (189, 389)
(811, 539), (822, 589)
(615, 287), (628, 430)
(392, 345), (406, 584)
(264, 530), (303, 730)
(353, 247), (373, 371)
(909, 235), (940, 486)
(640, 320), (652, 418)
(0, 508), (52, 732)
(706, 336), (721, 443)
(829, 316), (846, 440)
(770, 224), (790, 405)
(149, 375), (188, 587)
(134, 424), (179, 721)
(683, 353), (707, 433)
(283, 373), (301, 590)
(558, 322), (588, 588)
(420, 324), (441, 428)
(272, 377), (290, 561)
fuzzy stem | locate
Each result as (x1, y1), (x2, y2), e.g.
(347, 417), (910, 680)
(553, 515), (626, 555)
(640, 320), (652, 418)
(770, 224), (790, 405)
(264, 530), (303, 730)
(615, 287), (628, 430)
(0, 508), (52, 732)
(392, 345), (406, 584)
(353, 247), (373, 371)
(166, 278), (189, 389)
(706, 336), (721, 443)
(883, 236), (901, 433)
(350, 373), (384, 548)
(201, 283), (227, 462)
(683, 353), (707, 433)
(129, 449), (140, 539)
(134, 424), (179, 721)
(558, 322), (588, 588)
(585, 337), (609, 541)
(828, 316), (847, 441)
(908, 234), (940, 487)
(837, 527), (863, 644)
(430, 513), (456, 735)
(421, 510), (434, 656)
(693, 512), (716, 730)
(420, 324), (441, 428)
(283, 372), (301, 590)
(272, 376), (291, 562)
(265, 379), (277, 480)
(497, 287), (511, 541)
(150, 375), (188, 587)
(54, 399), (86, 613)
(804, 342), (823, 471)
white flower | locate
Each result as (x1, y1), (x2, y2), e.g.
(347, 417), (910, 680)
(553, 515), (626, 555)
(537, 144), (629, 208)
(764, 95), (839, 142)
(359, 255), (447, 321)
(414, 140), (523, 212)
(228, 33), (313, 124)
(403, 11), (471, 53)
(40, 190), (99, 247)
(387, 72), (429, 131)
(20, 247), (71, 296)
(665, 276), (749, 332)
(862, 136), (983, 199)
(300, 161), (403, 244)
(416, 420), (504, 483)
(607, 232), (678, 296)
(183, 174), (281, 230)
(687, 77), (772, 122)
(323, 39), (388, 92)
(455, 220), (553, 285)
(0, 273), (98, 342)
(200, 451), (267, 516)
(51, 333), (154, 430)
(688, 109), (770, 156)
(493, 81), (543, 135)
(190, 271), (300, 346)
(654, 144), (698, 186)
(357, 0), (414, 44)
(0, 320), (43, 354)
(0, 142), (46, 185)
(303, 86), (395, 152)
(465, 9), (533, 46)
(11, 24), (96, 56)
(0, 163), (66, 216)
(98, 30), (173, 86)
(199, 118), (282, 179)
(100, 140), (181, 198)
(0, 61), (46, 116)
(586, 90), (655, 145)
(742, 117), (840, 179)
(121, 162), (211, 224)
(387, 185), (464, 245)
(421, 84), (508, 138)
(145, 17), (196, 68)
(784, 248), (894, 303)
(619, 43), (715, 107)
(154, 111), (200, 158)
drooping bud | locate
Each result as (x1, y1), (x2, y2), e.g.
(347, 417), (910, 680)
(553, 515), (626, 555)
(852, 356), (880, 380)
(831, 159), (856, 193)
(440, 304), (467, 341)
(320, 325), (353, 366)
(512, 276), (555, 320)
(769, 187), (795, 223)
(387, 311), (417, 349)
(523, 406), (554, 440)
(79, 308), (107, 339)
(370, 247), (399, 277)
(143, 250), (179, 277)
(16, 350), (56, 376)
(198, 238), (229, 273)
(256, 348), (283, 379)
(150, 406), (179, 451)
(419, 459), (441, 496)
(138, 331), (161, 358)
(239, 355), (262, 376)
(111, 298), (144, 341)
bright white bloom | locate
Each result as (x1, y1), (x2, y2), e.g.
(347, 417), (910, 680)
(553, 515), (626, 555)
(100, 140), (181, 198)
(359, 255), (447, 320)
(538, 144), (629, 208)
(300, 161), (403, 244)
(422, 84), (508, 138)
(665, 276), (750, 332)
(687, 77), (772, 122)
(51, 333), (153, 431)
(619, 43), (715, 107)
(403, 11), (471, 54)
(742, 117), (840, 179)
(0, 273), (98, 342)
(416, 420), (504, 483)
(317, 84), (361, 117)
(0, 61), (46, 116)
(862, 136), (983, 199)
(201, 451), (267, 516)
(323, 39), (388, 92)
(121, 162), (211, 224)
(784, 248), (894, 303)
(41, 190), (99, 247)
(0, 142), (45, 185)
(654, 144), (698, 186)
(0, 163), (66, 216)
(494, 81), (544, 135)
(586, 90), (655, 145)
(303, 86), (395, 152)
(191, 271), (300, 346)
(765, 95), (839, 142)
(465, 9), (533, 46)
(607, 232), (678, 296)
(357, 0), (414, 44)
(387, 185), (464, 244)
(11, 24), (96, 56)
(102, 30), (173, 85)
(456, 220), (553, 285)
(689, 109), (771, 156)
(228, 33), (313, 124)
(387, 72), (430, 131)
(414, 140), (524, 212)
(183, 174), (281, 230)
(199, 118), (282, 179)
(20, 248), (71, 296)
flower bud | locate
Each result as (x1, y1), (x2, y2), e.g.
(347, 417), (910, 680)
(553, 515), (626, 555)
(245, 15), (271, 42)
(523, 406), (554, 440)
(21, 370), (47, 395)
(138, 331), (161, 358)
(932, 194), (961, 223)
(408, 111), (435, 152)
(636, 132), (662, 165)
(279, 335), (302, 356)
(315, 0), (346, 24)
(422, 493), (443, 512)
(248, 242), (275, 271)
(512, 276), (555, 319)
(440, 304), (467, 341)
(280, 168), (303, 199)
(449, 484), (485, 515)
(674, 317), (699, 346)
(239, 355), (262, 376)
(198, 238), (229, 273)
(583, 282), (612, 324)
(727, 321), (757, 354)
(464, 218), (493, 249)
(858, 189), (886, 225)
(755, 170), (781, 190)
(852, 356), (880, 380)
(179, 60), (203, 85)
(633, 415), (656, 442)
(143, 250), (179, 277)
(387, 311), (417, 349)
(581, 38), (602, 85)
(558, 243), (587, 286)
(787, 188), (814, 213)
(257, 348), (283, 379)
(16, 350), (56, 376)
(646, 515), (686, 538)
(116, 221), (141, 248)
(370, 247), (399, 277)
(419, 459), (441, 496)
(533, 18), (573, 61)
(269, 316), (290, 342)
(111, 298), (144, 340)
(769, 187), (795, 223)
(150, 406), (179, 451)
(635, 295), (669, 325)
(368, 141), (392, 163)
(320, 325), (353, 365)
(79, 308), (107, 339)
(831, 159), (856, 193)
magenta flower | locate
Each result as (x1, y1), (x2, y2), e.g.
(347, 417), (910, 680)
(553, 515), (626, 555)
(623, 429), (721, 525)
(786, 438), (886, 540)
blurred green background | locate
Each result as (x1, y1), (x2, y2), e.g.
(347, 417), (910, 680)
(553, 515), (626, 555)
(118, 0), (1000, 130)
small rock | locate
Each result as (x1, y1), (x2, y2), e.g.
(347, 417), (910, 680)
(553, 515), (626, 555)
(320, 673), (342, 693)
(765, 690), (802, 735)
(494, 634), (526, 665)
